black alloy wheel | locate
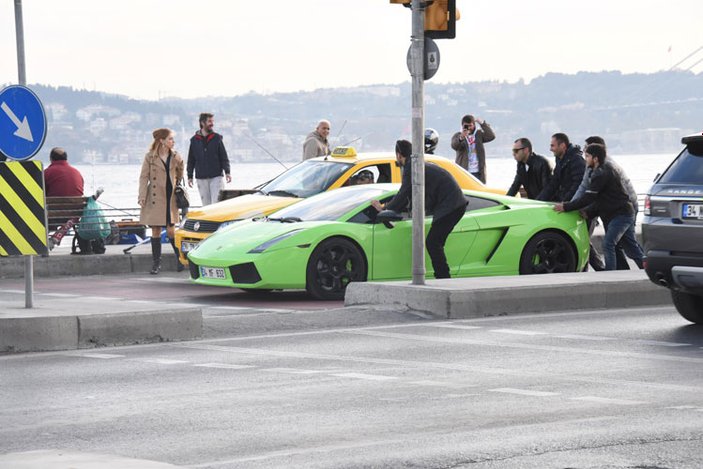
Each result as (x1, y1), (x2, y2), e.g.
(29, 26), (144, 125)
(306, 237), (367, 300)
(519, 231), (577, 274)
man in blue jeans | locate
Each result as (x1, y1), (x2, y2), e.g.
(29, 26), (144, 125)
(554, 143), (643, 270)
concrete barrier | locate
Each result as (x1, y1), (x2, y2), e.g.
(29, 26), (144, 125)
(345, 271), (670, 319)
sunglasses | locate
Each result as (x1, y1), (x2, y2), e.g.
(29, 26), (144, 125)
(512, 147), (526, 154)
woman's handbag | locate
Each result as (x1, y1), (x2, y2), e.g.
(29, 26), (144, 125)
(175, 179), (190, 209)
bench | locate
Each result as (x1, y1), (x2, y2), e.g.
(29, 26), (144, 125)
(45, 196), (88, 230)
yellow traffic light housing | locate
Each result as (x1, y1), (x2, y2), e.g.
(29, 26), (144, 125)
(425, 0), (459, 39)
(390, 0), (460, 39)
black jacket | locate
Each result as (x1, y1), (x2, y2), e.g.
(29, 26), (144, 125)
(506, 152), (552, 199)
(385, 162), (467, 221)
(537, 144), (586, 202)
(186, 132), (230, 180)
(563, 161), (634, 222)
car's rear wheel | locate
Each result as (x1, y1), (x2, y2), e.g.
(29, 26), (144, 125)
(671, 290), (703, 324)
(306, 237), (367, 300)
(519, 231), (577, 274)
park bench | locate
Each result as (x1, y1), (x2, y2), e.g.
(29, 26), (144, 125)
(45, 196), (88, 231)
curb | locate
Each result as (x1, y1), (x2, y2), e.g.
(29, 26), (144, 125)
(345, 271), (670, 319)
(0, 308), (202, 353)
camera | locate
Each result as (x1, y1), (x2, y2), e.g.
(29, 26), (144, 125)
(463, 124), (470, 131)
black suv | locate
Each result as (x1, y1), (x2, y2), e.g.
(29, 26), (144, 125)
(642, 132), (703, 324)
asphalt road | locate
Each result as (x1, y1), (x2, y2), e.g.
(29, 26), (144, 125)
(2, 302), (702, 468)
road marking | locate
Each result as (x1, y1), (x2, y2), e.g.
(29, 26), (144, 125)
(41, 293), (81, 298)
(489, 388), (560, 397)
(666, 405), (699, 410)
(0, 289), (25, 294)
(426, 324), (482, 330)
(133, 358), (189, 365)
(331, 372), (398, 381)
(126, 300), (157, 304)
(193, 363), (255, 370)
(209, 306), (258, 311)
(78, 353), (125, 359)
(262, 367), (329, 374)
(553, 334), (615, 341)
(636, 339), (691, 347)
(570, 396), (647, 405)
(410, 380), (478, 388)
(490, 329), (548, 336)
(80, 296), (122, 302)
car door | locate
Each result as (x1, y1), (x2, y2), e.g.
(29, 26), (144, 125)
(371, 204), (479, 280)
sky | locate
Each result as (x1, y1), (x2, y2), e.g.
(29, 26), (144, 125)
(1, 0), (702, 101)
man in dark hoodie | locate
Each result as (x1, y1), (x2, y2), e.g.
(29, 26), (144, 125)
(187, 112), (231, 206)
(371, 140), (467, 279)
(537, 133), (586, 202)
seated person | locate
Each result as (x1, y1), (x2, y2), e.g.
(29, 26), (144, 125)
(44, 147), (84, 250)
(352, 170), (374, 185)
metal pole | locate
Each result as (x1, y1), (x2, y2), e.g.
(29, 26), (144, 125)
(410, 0), (425, 285)
(15, 0), (33, 308)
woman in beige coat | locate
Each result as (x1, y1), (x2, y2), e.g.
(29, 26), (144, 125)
(139, 128), (185, 274)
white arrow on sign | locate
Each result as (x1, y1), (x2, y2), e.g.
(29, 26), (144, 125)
(1, 101), (34, 142)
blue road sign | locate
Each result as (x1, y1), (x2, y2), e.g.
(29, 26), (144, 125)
(0, 85), (47, 161)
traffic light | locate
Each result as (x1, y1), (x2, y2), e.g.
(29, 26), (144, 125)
(390, 0), (460, 39)
(425, 0), (459, 39)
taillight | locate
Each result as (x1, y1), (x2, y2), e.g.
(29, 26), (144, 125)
(643, 195), (651, 216)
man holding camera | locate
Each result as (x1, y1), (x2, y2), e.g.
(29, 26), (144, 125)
(451, 114), (495, 183)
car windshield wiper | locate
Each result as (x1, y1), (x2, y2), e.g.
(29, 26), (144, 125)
(267, 190), (299, 198)
(267, 216), (302, 223)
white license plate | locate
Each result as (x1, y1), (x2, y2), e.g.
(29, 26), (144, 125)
(682, 203), (703, 219)
(200, 267), (226, 279)
(181, 241), (199, 253)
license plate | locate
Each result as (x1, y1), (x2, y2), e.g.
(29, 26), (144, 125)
(200, 267), (226, 279)
(181, 241), (199, 253)
(682, 203), (703, 219)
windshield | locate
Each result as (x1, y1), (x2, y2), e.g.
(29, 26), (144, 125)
(272, 186), (391, 222)
(658, 143), (703, 185)
(261, 160), (354, 198)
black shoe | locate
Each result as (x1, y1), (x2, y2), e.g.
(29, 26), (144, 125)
(176, 260), (185, 272)
(150, 260), (161, 275)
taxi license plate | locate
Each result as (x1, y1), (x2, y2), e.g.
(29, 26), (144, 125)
(200, 267), (226, 279)
(682, 203), (703, 219)
(181, 241), (199, 253)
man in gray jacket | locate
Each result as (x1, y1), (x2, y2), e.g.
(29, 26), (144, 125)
(451, 115), (495, 183)
(302, 120), (332, 160)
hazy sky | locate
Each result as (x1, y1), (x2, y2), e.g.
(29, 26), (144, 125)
(1, 0), (702, 100)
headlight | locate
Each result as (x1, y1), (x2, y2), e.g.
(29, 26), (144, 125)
(248, 229), (303, 254)
(216, 219), (241, 232)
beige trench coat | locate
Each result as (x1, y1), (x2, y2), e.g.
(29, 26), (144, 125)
(138, 150), (185, 227)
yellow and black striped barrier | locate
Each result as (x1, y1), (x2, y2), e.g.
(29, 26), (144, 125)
(0, 161), (48, 256)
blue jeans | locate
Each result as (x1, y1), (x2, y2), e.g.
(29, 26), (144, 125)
(602, 214), (643, 270)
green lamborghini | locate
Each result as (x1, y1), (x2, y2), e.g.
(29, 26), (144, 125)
(188, 184), (589, 300)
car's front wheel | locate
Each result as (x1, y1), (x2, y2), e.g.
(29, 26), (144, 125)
(306, 237), (367, 300)
(671, 290), (703, 324)
(519, 231), (577, 274)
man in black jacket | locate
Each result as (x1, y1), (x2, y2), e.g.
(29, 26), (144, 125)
(537, 133), (585, 202)
(187, 113), (231, 206)
(555, 144), (643, 270)
(506, 137), (552, 199)
(371, 140), (467, 279)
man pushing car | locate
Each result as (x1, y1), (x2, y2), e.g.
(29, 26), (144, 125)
(371, 139), (467, 279)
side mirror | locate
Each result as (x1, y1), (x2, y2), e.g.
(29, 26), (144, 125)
(376, 209), (403, 229)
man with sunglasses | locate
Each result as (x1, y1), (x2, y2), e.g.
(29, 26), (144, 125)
(506, 138), (552, 199)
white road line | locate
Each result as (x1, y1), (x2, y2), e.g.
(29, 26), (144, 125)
(410, 380), (478, 388)
(571, 396), (647, 405)
(0, 289), (25, 294)
(41, 293), (81, 298)
(426, 324), (483, 330)
(262, 367), (329, 374)
(80, 296), (122, 302)
(636, 339), (691, 347)
(126, 300), (157, 304)
(133, 358), (189, 365)
(666, 405), (699, 410)
(489, 388), (560, 397)
(553, 334), (615, 341)
(192, 363), (255, 370)
(331, 373), (398, 381)
(78, 353), (125, 359)
(490, 329), (548, 336)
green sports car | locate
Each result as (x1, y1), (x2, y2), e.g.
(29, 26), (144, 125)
(188, 184), (589, 300)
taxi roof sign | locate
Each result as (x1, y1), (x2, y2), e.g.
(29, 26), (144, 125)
(331, 146), (357, 158)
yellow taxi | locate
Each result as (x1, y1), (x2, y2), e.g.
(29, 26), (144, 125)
(175, 146), (504, 264)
